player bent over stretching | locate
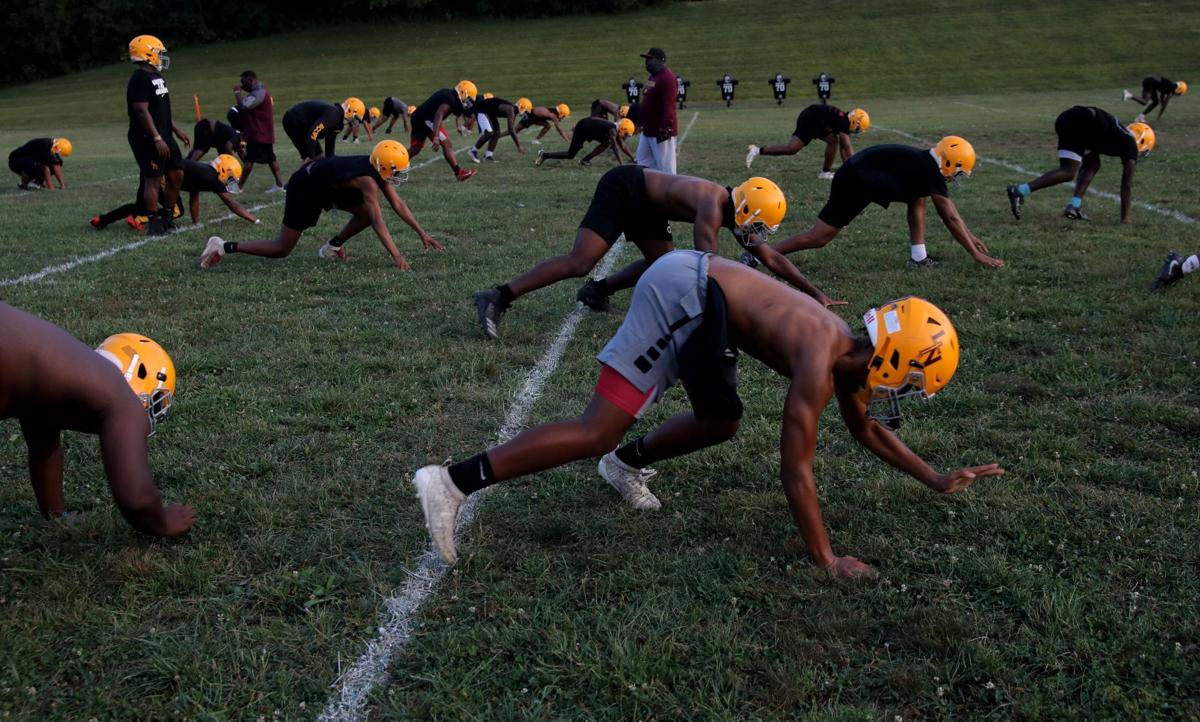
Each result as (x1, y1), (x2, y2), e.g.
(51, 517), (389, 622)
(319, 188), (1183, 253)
(418, 251), (1003, 576)
(199, 141), (440, 270)
(746, 105), (869, 179)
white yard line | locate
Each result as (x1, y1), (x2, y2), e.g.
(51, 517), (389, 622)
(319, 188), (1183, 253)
(319, 111), (703, 722)
(0, 201), (284, 288)
(876, 125), (1198, 225)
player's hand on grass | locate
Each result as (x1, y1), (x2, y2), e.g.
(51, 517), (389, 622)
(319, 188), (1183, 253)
(392, 255), (412, 271)
(933, 463), (1005, 493)
(973, 252), (1005, 268)
(160, 503), (197, 536)
(819, 294), (848, 308)
(420, 234), (444, 252)
(825, 555), (876, 579)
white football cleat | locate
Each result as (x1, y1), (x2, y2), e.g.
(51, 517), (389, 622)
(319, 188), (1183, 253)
(317, 242), (348, 260)
(817, 171), (835, 180)
(1122, 89), (1133, 101)
(264, 184), (285, 194)
(199, 236), (225, 269)
(412, 465), (466, 565)
(1135, 113), (1146, 123)
(598, 452), (661, 510)
(745, 144), (760, 169)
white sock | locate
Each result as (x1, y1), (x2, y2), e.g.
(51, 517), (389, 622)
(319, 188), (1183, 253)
(1183, 255), (1200, 274)
(911, 244), (928, 262)
(485, 151), (494, 158)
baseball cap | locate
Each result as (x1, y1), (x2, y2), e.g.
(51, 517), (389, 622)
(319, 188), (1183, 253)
(640, 47), (667, 61)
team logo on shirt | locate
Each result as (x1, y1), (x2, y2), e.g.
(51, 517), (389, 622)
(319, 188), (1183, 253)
(152, 78), (169, 97)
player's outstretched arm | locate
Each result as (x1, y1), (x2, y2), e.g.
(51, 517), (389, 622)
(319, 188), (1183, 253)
(833, 380), (1005, 493)
(99, 398), (196, 537)
(838, 133), (853, 161)
(41, 165), (55, 192)
(781, 372), (874, 578)
(504, 111), (523, 152)
(217, 191), (259, 223)
(20, 419), (66, 519)
(750, 242), (844, 307)
(380, 182), (443, 253)
(51, 164), (66, 189)
(554, 119), (570, 143)
(930, 195), (1004, 267)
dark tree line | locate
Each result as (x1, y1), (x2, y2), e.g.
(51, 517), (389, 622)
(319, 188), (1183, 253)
(1, 0), (664, 84)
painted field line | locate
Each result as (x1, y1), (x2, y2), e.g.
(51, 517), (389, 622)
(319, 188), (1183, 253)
(319, 111), (703, 722)
(0, 200), (283, 288)
(676, 111), (700, 156)
(876, 125), (1198, 225)
(0, 173), (141, 200)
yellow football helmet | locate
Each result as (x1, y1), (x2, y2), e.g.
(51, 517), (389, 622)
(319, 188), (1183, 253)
(617, 118), (636, 139)
(96, 333), (176, 434)
(1127, 121), (1156, 159)
(368, 106), (381, 121)
(50, 138), (72, 159)
(371, 140), (410, 185)
(129, 35), (169, 71)
(932, 136), (976, 178)
(483, 92), (494, 100)
(556, 103), (571, 119)
(860, 297), (959, 428)
(731, 177), (787, 236)
(407, 105), (416, 115)
(343, 97), (366, 123)
(516, 97), (533, 114)
(211, 153), (242, 188)
(1175, 80), (1188, 95)
(619, 104), (630, 118)
(848, 108), (870, 134)
(455, 80), (479, 109)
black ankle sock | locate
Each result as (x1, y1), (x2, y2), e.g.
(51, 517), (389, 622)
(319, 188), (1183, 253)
(328, 236), (346, 248)
(448, 452), (497, 495)
(615, 436), (652, 468)
(223, 241), (238, 254)
(497, 284), (515, 305)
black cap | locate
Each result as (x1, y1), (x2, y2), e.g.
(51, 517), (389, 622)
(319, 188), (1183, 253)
(640, 47), (666, 61)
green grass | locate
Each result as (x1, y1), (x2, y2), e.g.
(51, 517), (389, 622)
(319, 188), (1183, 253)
(1, 0), (1199, 719)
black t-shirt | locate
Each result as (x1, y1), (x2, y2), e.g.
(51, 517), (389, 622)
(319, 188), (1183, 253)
(181, 160), (228, 194)
(474, 97), (514, 119)
(1086, 107), (1140, 159)
(127, 68), (173, 141)
(289, 101), (345, 135)
(307, 155), (383, 190)
(575, 117), (616, 143)
(213, 121), (241, 149)
(794, 105), (850, 142)
(626, 101), (642, 127)
(413, 89), (463, 125)
(846, 144), (949, 206)
(1144, 76), (1177, 94)
(10, 138), (56, 166)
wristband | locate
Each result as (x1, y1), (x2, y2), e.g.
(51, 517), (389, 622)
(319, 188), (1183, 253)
(152, 136), (163, 141)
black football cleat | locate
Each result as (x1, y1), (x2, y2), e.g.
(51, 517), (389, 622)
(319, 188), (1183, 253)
(1006, 184), (1023, 220)
(575, 278), (610, 311)
(1151, 251), (1184, 290)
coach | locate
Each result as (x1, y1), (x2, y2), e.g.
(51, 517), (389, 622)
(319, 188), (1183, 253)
(636, 47), (678, 174)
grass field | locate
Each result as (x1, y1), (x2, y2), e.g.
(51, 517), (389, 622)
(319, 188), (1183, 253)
(1, 0), (1199, 719)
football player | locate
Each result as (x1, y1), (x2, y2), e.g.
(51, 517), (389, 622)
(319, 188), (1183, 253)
(589, 98), (622, 121)
(339, 97), (375, 144)
(623, 78), (643, 104)
(91, 155), (258, 230)
(281, 99), (347, 161)
(375, 96), (412, 135)
(471, 168), (838, 340)
(407, 82), (478, 182)
(198, 141), (441, 270)
(765, 137), (1004, 269)
(1124, 76), (1187, 121)
(1150, 249), (1199, 290)
(126, 35), (190, 237)
(770, 72), (792, 105)
(746, 105), (869, 179)
(1005, 107), (1153, 223)
(467, 95), (525, 163)
(717, 73), (739, 107)
(0, 304), (196, 538)
(187, 117), (243, 162)
(419, 254), (1003, 576)
(8, 137), (71, 190)
(515, 103), (572, 145)
(535, 118), (636, 167)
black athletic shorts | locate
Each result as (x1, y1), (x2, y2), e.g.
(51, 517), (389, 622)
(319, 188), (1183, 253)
(245, 141), (276, 164)
(193, 121), (214, 154)
(129, 134), (183, 178)
(8, 155), (40, 178)
(283, 116), (322, 159)
(580, 165), (672, 245)
(817, 164), (872, 228)
(281, 168), (365, 231)
(1054, 106), (1094, 161)
(517, 113), (537, 130)
(679, 278), (743, 421)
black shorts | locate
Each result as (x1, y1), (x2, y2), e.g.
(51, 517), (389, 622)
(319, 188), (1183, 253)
(129, 135), (183, 178)
(8, 155), (41, 178)
(244, 141), (276, 164)
(283, 115), (322, 159)
(517, 114), (538, 130)
(679, 278), (743, 421)
(192, 121), (214, 154)
(793, 106), (833, 144)
(281, 168), (364, 231)
(1054, 106), (1093, 161)
(817, 165), (872, 228)
(580, 165), (672, 246)
(382, 97), (401, 117)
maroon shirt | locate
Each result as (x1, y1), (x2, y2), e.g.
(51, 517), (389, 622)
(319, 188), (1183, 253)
(240, 83), (276, 145)
(641, 66), (678, 138)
